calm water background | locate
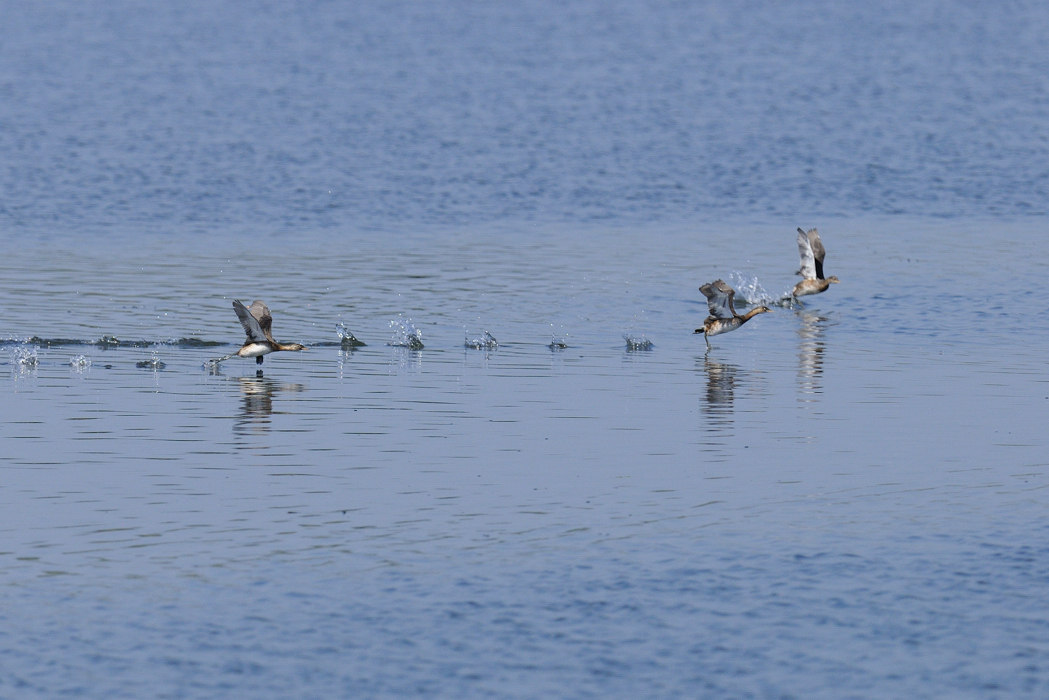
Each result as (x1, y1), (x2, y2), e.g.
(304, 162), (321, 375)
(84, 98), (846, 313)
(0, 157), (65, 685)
(2, 1), (1049, 698)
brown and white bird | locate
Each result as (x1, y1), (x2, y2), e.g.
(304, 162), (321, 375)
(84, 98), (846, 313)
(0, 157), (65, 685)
(232, 300), (306, 365)
(694, 279), (772, 350)
(792, 227), (840, 300)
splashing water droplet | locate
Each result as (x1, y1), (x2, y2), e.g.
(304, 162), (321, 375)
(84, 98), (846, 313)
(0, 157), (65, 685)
(136, 349), (166, 370)
(11, 346), (39, 369)
(464, 331), (498, 350)
(388, 319), (424, 350)
(336, 323), (366, 347)
(624, 334), (653, 351)
(727, 271), (776, 306)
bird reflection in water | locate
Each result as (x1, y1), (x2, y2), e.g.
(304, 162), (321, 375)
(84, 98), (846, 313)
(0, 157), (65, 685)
(698, 356), (741, 452)
(234, 375), (305, 436)
(797, 310), (828, 403)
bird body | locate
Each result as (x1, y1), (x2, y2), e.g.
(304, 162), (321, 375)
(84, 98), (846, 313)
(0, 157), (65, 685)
(237, 342), (275, 359)
(792, 227), (839, 299)
(792, 277), (837, 297)
(703, 307), (770, 337)
(695, 279), (771, 350)
(232, 300), (306, 365)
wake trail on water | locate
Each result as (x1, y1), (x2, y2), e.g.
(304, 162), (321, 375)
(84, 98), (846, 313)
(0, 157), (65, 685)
(0, 336), (227, 348)
(1, 322), (368, 369)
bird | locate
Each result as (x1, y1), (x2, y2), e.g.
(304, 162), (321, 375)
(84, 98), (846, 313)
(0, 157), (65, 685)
(695, 279), (772, 350)
(792, 227), (839, 301)
(231, 299), (306, 365)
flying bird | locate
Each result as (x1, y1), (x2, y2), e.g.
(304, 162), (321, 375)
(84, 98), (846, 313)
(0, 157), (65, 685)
(792, 227), (840, 301)
(695, 279), (772, 351)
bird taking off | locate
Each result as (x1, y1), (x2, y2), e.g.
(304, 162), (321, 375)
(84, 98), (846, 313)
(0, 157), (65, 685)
(695, 279), (771, 351)
(231, 299), (306, 365)
(792, 228), (840, 301)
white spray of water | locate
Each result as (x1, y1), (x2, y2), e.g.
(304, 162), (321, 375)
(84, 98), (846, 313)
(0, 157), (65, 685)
(726, 271), (778, 306)
(136, 349), (166, 370)
(336, 322), (366, 347)
(11, 346), (39, 369)
(464, 331), (498, 350)
(623, 334), (653, 351)
(388, 318), (424, 349)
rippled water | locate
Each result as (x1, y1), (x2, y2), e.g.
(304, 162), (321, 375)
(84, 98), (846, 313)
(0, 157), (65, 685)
(2, 0), (1049, 231)
(3, 220), (1048, 698)
(2, 1), (1049, 698)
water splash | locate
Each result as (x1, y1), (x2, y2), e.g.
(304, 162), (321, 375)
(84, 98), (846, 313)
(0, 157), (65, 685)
(336, 323), (366, 348)
(70, 355), (91, 371)
(202, 358), (225, 375)
(388, 319), (424, 350)
(136, 350), (166, 370)
(464, 331), (498, 350)
(727, 271), (776, 306)
(11, 346), (39, 369)
(549, 336), (568, 350)
(624, 334), (653, 351)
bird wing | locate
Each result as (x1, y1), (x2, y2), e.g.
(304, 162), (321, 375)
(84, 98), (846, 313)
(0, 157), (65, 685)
(796, 227), (817, 279)
(700, 279), (737, 319)
(807, 228), (827, 280)
(233, 300), (269, 343)
(248, 300), (275, 342)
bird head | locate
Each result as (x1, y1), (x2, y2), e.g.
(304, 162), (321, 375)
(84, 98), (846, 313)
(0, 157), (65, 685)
(743, 305), (773, 320)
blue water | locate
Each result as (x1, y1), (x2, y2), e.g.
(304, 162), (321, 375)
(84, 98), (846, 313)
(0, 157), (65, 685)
(2, 0), (1048, 231)
(2, 2), (1049, 699)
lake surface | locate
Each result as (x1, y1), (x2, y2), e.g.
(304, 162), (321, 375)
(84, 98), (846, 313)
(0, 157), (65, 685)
(3, 220), (1047, 698)
(2, 2), (1049, 699)
(2, 0), (1049, 230)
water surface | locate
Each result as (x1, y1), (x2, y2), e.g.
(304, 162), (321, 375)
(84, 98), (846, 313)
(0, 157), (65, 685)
(2, 0), (1049, 697)
(2, 220), (1048, 698)
(1, 0), (1048, 230)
